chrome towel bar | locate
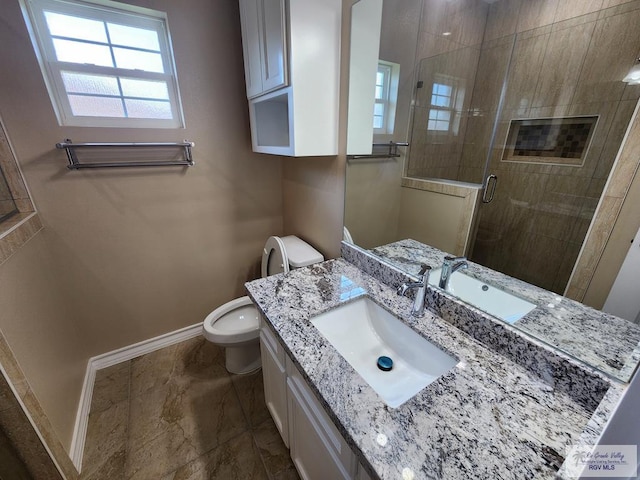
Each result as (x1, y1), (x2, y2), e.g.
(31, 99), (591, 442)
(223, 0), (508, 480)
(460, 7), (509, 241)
(55, 140), (195, 169)
(347, 141), (409, 161)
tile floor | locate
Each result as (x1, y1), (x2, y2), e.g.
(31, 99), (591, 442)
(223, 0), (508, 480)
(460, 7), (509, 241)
(80, 336), (299, 480)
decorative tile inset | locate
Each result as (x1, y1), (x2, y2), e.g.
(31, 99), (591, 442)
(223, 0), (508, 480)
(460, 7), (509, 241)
(502, 116), (598, 165)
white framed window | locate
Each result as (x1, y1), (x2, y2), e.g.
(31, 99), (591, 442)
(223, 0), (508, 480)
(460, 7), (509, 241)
(427, 74), (464, 135)
(373, 60), (400, 135)
(20, 0), (185, 128)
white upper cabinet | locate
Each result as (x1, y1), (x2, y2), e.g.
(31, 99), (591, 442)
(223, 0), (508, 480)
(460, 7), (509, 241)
(239, 0), (287, 98)
(239, 0), (342, 156)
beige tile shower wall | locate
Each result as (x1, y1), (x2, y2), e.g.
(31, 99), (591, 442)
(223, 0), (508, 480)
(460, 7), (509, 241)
(462, 0), (640, 293)
(569, 99), (640, 307)
(0, 0), (283, 451)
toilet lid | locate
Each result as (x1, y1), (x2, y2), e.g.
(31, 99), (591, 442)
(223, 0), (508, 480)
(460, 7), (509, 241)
(262, 236), (289, 278)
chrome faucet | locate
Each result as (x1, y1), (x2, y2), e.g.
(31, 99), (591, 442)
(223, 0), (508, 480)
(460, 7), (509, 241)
(397, 264), (432, 317)
(439, 256), (468, 290)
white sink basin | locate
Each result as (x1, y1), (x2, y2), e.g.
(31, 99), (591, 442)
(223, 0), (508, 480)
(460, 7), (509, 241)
(429, 268), (536, 324)
(311, 297), (457, 408)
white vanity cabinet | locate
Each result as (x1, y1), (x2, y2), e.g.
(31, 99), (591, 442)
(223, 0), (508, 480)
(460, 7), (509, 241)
(259, 317), (373, 480)
(259, 319), (289, 447)
(238, 0), (341, 156)
(287, 356), (357, 479)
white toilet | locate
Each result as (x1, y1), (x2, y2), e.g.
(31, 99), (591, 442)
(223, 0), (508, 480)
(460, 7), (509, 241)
(202, 235), (324, 374)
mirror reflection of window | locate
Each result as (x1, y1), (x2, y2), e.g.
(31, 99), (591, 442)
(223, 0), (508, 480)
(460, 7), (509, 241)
(373, 60), (400, 135)
(427, 75), (464, 135)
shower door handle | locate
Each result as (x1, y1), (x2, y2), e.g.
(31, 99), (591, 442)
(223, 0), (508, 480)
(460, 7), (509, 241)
(482, 174), (497, 203)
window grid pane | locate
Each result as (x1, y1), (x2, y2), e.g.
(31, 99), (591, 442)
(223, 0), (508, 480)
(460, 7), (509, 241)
(61, 71), (120, 96)
(428, 109), (451, 132)
(107, 23), (160, 51)
(52, 38), (114, 67)
(44, 11), (107, 43)
(113, 47), (164, 73)
(120, 78), (169, 100)
(68, 95), (124, 117)
(125, 99), (172, 119)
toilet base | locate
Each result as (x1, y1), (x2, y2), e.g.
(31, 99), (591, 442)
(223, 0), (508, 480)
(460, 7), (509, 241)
(225, 341), (261, 374)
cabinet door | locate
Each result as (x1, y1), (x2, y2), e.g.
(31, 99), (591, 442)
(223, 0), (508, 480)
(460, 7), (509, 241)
(260, 325), (289, 447)
(287, 362), (356, 480)
(239, 0), (265, 98)
(260, 0), (287, 93)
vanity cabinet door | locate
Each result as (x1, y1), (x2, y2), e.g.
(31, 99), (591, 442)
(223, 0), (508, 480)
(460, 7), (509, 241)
(286, 358), (357, 480)
(238, 0), (287, 98)
(259, 320), (289, 447)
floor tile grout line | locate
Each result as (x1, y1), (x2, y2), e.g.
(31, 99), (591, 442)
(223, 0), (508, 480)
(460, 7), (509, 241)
(251, 429), (276, 480)
(160, 428), (261, 479)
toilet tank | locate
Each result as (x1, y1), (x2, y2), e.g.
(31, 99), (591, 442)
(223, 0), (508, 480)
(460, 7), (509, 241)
(281, 235), (324, 268)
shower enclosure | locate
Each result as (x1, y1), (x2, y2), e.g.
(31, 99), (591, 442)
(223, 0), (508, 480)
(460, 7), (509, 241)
(406, 0), (640, 294)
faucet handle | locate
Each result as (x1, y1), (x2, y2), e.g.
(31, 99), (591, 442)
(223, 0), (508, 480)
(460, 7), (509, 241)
(418, 264), (431, 276)
(397, 284), (409, 296)
(444, 255), (466, 264)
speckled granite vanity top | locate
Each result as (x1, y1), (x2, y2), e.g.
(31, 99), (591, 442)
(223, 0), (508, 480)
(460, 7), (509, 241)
(246, 258), (624, 480)
(369, 239), (640, 382)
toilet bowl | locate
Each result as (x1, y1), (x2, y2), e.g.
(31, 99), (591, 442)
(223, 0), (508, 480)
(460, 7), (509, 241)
(202, 235), (324, 374)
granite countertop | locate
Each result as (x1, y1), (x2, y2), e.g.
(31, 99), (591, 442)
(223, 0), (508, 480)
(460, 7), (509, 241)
(245, 258), (623, 480)
(370, 239), (640, 382)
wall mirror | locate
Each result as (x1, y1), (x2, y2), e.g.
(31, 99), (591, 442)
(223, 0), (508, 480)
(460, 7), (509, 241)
(344, 0), (640, 382)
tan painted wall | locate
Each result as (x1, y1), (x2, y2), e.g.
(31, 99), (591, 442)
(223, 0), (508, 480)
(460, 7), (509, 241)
(280, 0), (354, 259)
(396, 182), (480, 256)
(397, 187), (464, 254)
(283, 157), (344, 258)
(0, 0), (283, 450)
(343, 0), (421, 250)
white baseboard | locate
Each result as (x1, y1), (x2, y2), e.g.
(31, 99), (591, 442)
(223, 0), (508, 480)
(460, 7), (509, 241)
(69, 323), (203, 471)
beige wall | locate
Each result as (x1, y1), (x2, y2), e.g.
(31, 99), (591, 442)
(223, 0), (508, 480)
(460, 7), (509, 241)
(397, 179), (481, 256)
(0, 0), (283, 450)
(283, 157), (344, 258)
(281, 0), (355, 259)
(344, 0), (421, 249)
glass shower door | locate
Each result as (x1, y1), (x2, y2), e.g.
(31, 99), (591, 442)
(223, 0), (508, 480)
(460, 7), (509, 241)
(469, 16), (638, 295)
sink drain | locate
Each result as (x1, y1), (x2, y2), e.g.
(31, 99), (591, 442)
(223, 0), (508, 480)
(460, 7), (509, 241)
(377, 356), (393, 371)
